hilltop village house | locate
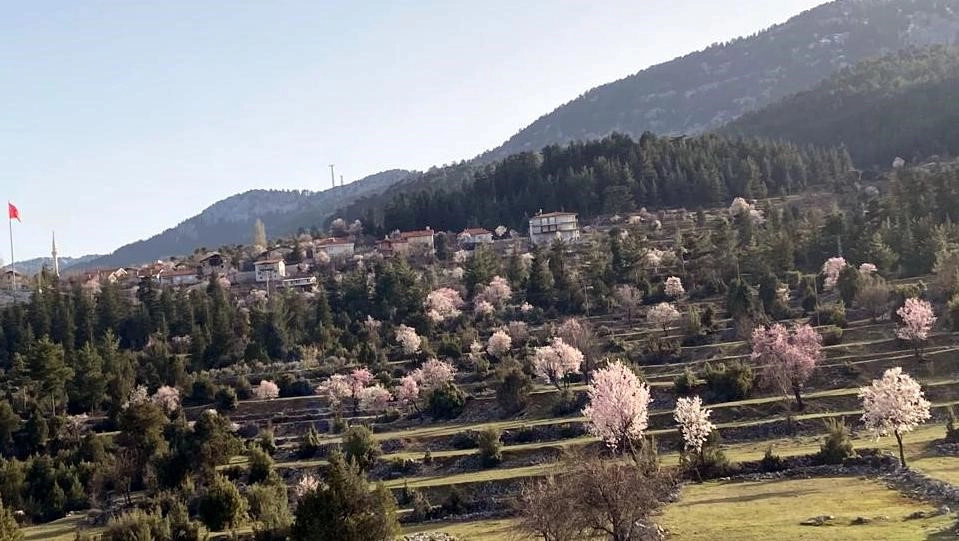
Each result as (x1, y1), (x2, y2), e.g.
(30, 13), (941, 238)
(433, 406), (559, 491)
(254, 259), (286, 283)
(528, 211), (580, 245)
(457, 227), (494, 249)
(314, 237), (355, 259)
(376, 228), (435, 257)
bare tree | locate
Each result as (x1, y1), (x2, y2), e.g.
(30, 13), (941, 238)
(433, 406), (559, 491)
(517, 452), (674, 541)
(856, 276), (891, 322)
(613, 285), (644, 324)
(557, 317), (597, 384)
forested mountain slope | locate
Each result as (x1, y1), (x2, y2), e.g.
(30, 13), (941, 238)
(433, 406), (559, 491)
(479, 0), (959, 162)
(722, 45), (959, 167)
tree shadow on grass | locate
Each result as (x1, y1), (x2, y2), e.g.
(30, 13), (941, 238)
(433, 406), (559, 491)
(680, 486), (819, 507)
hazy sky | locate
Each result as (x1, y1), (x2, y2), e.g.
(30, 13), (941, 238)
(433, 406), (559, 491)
(2, 0), (824, 261)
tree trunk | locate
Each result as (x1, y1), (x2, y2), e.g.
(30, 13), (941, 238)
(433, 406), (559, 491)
(792, 382), (804, 411)
(895, 430), (907, 468)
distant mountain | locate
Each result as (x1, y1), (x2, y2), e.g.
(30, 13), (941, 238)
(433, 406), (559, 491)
(722, 45), (959, 167)
(82, 169), (410, 268)
(4, 254), (102, 276)
(478, 0), (959, 163)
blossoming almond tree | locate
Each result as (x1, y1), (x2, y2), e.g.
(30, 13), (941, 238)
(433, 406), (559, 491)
(859, 367), (932, 467)
(395, 325), (422, 356)
(394, 375), (420, 412)
(583, 360), (652, 453)
(674, 396), (715, 463)
(151, 385), (181, 414)
(647, 302), (680, 336)
(896, 297), (936, 359)
(487, 330), (512, 359)
(425, 287), (464, 323)
(751, 323), (823, 410)
(531, 338), (584, 390)
(613, 284), (644, 324)
(316, 374), (351, 412)
(411, 358), (456, 394)
(358, 384), (393, 413)
(822, 256), (847, 290)
(664, 276), (685, 298)
(255, 380), (280, 400)
(477, 276), (512, 306)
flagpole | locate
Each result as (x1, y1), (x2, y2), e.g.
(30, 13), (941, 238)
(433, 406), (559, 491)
(7, 215), (14, 293)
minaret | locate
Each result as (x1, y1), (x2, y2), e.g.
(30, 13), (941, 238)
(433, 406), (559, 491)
(51, 231), (60, 278)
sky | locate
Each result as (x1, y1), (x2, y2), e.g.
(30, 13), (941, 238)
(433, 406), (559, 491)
(1, 0), (824, 261)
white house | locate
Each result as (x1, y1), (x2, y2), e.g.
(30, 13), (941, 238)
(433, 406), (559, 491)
(528, 211), (580, 246)
(314, 237), (355, 259)
(157, 268), (201, 287)
(254, 259), (287, 283)
(458, 227), (494, 248)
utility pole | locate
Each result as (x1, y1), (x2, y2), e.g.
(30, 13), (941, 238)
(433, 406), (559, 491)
(329, 164), (335, 189)
(340, 174), (344, 187)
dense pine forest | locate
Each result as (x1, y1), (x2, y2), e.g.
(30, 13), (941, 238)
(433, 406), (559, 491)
(346, 133), (853, 235)
(724, 46), (959, 167)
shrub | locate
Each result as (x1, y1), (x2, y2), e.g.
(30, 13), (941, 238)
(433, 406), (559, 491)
(819, 325), (844, 346)
(247, 448), (274, 485)
(258, 428), (277, 455)
(673, 367), (701, 397)
(814, 302), (848, 328)
(696, 430), (730, 478)
(948, 293), (959, 331)
(215, 387), (238, 411)
(198, 474), (247, 531)
(703, 361), (753, 402)
(298, 426), (322, 459)
(234, 376), (253, 400)
(800, 285), (818, 314)
(551, 388), (581, 416)
(476, 428), (503, 467)
(760, 445), (786, 472)
(815, 418), (855, 465)
(641, 336), (681, 365)
(946, 406), (959, 444)
(450, 431), (478, 450)
(494, 360), (533, 414)
(409, 489), (432, 522)
(442, 486), (468, 515)
(427, 383), (466, 420)
(343, 425), (381, 471)
(331, 413), (347, 434)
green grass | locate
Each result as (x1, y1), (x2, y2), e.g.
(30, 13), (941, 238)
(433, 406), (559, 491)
(22, 515), (91, 541)
(660, 476), (953, 541)
(402, 518), (523, 540)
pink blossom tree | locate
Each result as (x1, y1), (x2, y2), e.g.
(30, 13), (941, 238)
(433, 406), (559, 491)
(394, 375), (420, 413)
(613, 284), (644, 323)
(582, 360), (652, 453)
(664, 276), (685, 298)
(254, 380), (280, 400)
(425, 287), (464, 323)
(859, 367), (932, 467)
(358, 384), (393, 413)
(674, 396), (715, 463)
(477, 275), (512, 306)
(647, 302), (680, 336)
(411, 358), (456, 394)
(751, 323), (823, 410)
(151, 386), (181, 414)
(859, 262), (878, 275)
(474, 300), (495, 317)
(487, 330), (512, 359)
(531, 338), (584, 390)
(822, 256), (847, 290)
(896, 297), (936, 359)
(395, 324), (422, 356)
(316, 374), (351, 411)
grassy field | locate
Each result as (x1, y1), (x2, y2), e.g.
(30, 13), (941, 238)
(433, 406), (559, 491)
(660, 476), (953, 541)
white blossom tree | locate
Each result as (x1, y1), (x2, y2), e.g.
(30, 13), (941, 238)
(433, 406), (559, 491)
(487, 330), (512, 359)
(647, 302), (680, 335)
(358, 384), (393, 413)
(859, 367), (932, 467)
(151, 386), (181, 414)
(425, 287), (465, 323)
(613, 284), (644, 324)
(531, 338), (584, 390)
(674, 396), (715, 463)
(664, 276), (685, 298)
(822, 257), (847, 290)
(255, 380), (280, 400)
(896, 297), (936, 359)
(583, 360), (652, 453)
(477, 276), (512, 307)
(395, 325), (422, 355)
(411, 358), (456, 394)
(394, 375), (420, 412)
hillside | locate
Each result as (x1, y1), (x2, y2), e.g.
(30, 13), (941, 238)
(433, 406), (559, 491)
(478, 0), (959, 163)
(81, 169), (411, 268)
(721, 45), (959, 167)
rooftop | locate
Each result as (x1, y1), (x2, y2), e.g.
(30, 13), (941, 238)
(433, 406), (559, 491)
(533, 211), (577, 219)
(460, 227), (492, 236)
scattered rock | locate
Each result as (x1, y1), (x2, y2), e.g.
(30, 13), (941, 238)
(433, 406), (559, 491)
(800, 515), (834, 526)
(936, 505), (952, 516)
(850, 516), (871, 525)
(402, 533), (457, 541)
(905, 510), (929, 520)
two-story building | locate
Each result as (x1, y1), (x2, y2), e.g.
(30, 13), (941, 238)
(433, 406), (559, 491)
(0, 269), (24, 290)
(377, 228), (436, 257)
(254, 259), (286, 283)
(457, 227), (494, 249)
(528, 211), (580, 246)
(314, 237), (355, 259)
(198, 252), (226, 275)
(157, 268), (201, 287)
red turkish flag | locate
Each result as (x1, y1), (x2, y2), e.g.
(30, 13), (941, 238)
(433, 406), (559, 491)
(8, 202), (20, 222)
